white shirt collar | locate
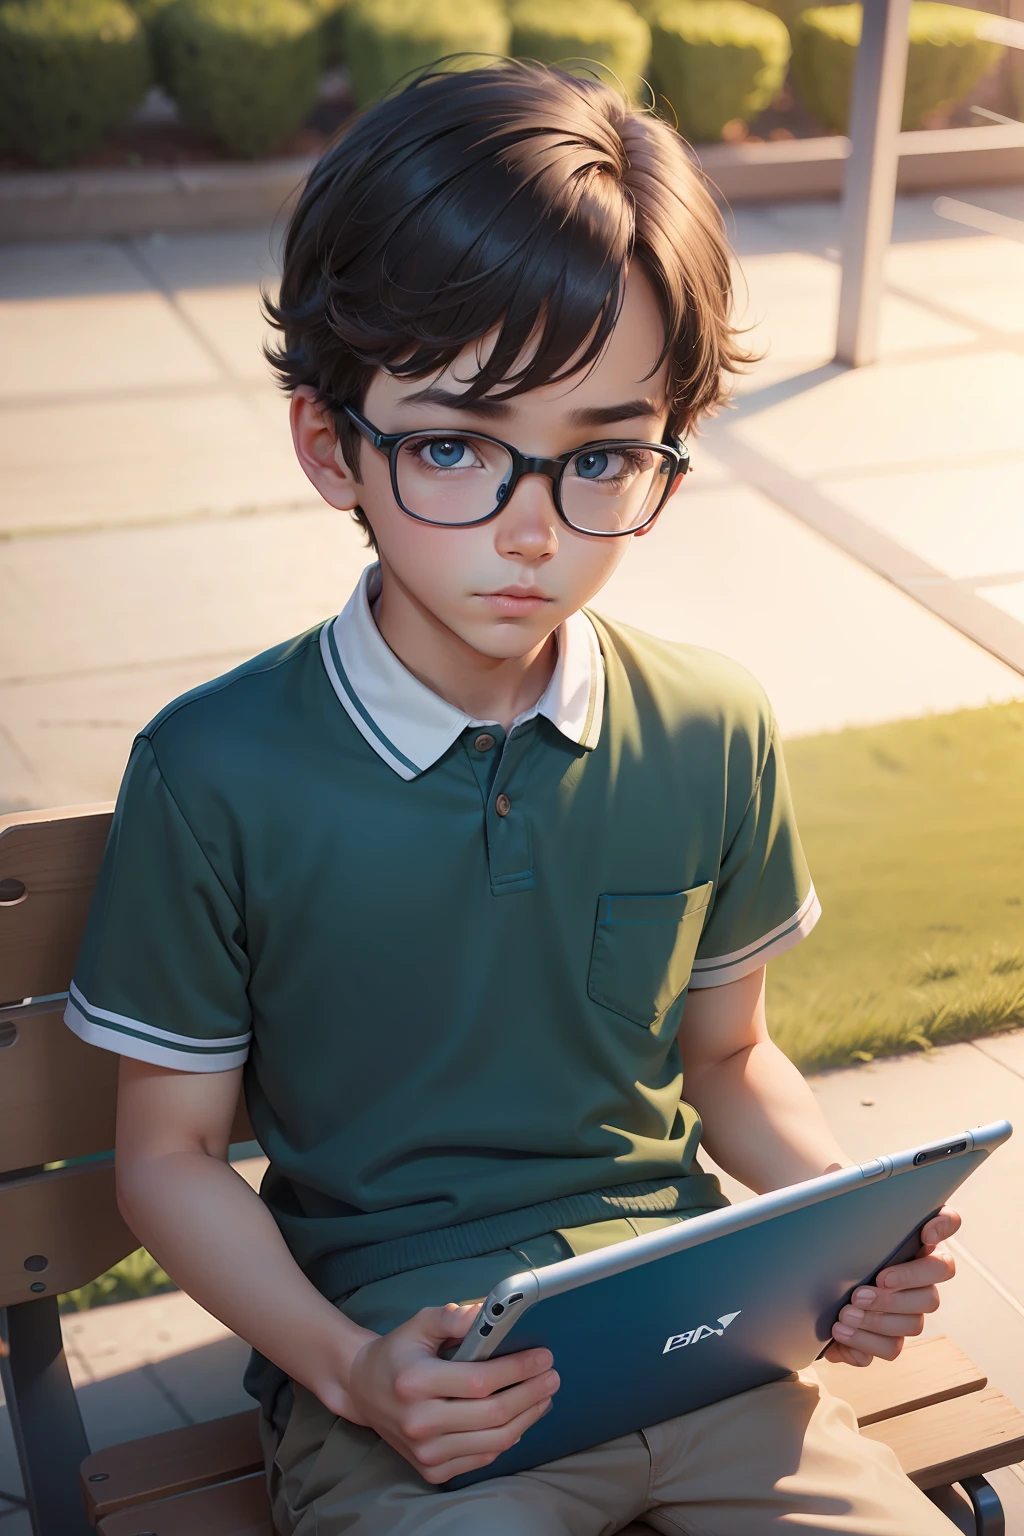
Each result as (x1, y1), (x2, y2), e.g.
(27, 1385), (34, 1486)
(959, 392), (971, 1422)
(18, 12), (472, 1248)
(319, 565), (605, 780)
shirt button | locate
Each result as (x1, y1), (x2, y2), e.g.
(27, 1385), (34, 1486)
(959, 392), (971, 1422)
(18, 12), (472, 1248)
(474, 732), (496, 752)
(495, 793), (511, 817)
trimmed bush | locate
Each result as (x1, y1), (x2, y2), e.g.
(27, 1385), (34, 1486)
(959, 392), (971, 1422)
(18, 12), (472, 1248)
(158, 0), (322, 157)
(648, 0), (790, 141)
(792, 3), (1005, 132)
(509, 0), (651, 101)
(125, 0), (179, 89)
(344, 0), (510, 108)
(127, 0), (177, 23)
(0, 0), (150, 166)
(743, 0), (839, 35)
(303, 0), (353, 65)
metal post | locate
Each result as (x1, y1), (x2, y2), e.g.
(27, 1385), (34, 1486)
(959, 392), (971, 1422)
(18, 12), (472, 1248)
(961, 1475), (1006, 1536)
(0, 1300), (94, 1536)
(834, 0), (912, 365)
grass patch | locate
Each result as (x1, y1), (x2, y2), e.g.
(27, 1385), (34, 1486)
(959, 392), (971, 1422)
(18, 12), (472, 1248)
(769, 700), (1024, 1074)
(59, 1247), (175, 1312)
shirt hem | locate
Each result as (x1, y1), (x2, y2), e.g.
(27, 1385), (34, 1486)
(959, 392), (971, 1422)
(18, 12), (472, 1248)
(305, 1173), (728, 1301)
(688, 888), (822, 989)
(64, 996), (250, 1072)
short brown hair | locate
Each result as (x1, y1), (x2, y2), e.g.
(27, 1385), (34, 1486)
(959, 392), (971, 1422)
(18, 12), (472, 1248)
(266, 61), (749, 547)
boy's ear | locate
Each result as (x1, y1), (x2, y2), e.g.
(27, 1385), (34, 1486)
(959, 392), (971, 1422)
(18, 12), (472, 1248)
(290, 387), (361, 511)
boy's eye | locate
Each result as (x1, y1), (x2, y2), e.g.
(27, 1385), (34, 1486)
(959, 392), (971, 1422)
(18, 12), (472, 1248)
(575, 449), (611, 480)
(413, 437), (483, 470)
(571, 447), (646, 482)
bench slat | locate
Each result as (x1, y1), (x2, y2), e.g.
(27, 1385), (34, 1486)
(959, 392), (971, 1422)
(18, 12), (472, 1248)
(0, 1000), (119, 1173)
(80, 1335), (996, 1521)
(0, 1159), (137, 1308)
(863, 1385), (1024, 1488)
(82, 1410), (263, 1520)
(812, 1335), (986, 1426)
(96, 1472), (272, 1536)
(0, 808), (112, 1002)
(89, 1473), (661, 1536)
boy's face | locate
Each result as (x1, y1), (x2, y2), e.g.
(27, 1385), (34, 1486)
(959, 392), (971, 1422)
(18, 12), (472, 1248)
(295, 267), (681, 662)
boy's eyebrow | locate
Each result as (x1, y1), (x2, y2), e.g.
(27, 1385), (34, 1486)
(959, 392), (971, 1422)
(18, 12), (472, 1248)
(399, 384), (665, 427)
(567, 397), (665, 427)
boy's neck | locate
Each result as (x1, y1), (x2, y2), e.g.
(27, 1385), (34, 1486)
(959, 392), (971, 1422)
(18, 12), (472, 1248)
(372, 564), (558, 732)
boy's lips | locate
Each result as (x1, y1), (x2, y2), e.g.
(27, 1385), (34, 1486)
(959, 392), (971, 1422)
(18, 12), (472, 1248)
(476, 587), (553, 613)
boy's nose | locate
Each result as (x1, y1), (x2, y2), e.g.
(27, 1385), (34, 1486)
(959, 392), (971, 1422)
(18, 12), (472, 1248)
(493, 472), (560, 559)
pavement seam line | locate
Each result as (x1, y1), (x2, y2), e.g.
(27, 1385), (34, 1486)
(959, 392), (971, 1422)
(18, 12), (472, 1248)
(705, 426), (1024, 679)
(0, 495), (325, 542)
(945, 1235), (1024, 1322)
(1, 646), (252, 687)
(119, 237), (243, 388)
(141, 1360), (197, 1427)
(970, 1039), (1024, 1085)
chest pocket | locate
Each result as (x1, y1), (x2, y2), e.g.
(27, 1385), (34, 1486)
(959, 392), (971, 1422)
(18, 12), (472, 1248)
(587, 884), (713, 1028)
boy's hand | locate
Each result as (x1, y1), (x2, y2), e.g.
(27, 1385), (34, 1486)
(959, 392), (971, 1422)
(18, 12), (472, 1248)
(336, 1302), (559, 1484)
(824, 1207), (960, 1367)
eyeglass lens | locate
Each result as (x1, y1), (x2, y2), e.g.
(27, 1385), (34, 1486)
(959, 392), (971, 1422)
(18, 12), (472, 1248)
(394, 433), (673, 533)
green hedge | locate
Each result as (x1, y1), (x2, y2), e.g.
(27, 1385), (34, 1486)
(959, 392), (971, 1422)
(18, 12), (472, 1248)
(344, 0), (509, 107)
(510, 0), (651, 101)
(743, 0), (839, 35)
(792, 2), (1005, 132)
(648, 0), (790, 140)
(303, 0), (353, 65)
(127, 0), (177, 23)
(0, 0), (150, 166)
(158, 0), (322, 156)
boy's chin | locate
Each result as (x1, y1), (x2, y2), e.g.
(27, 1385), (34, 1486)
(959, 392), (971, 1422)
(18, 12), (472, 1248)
(453, 615), (558, 661)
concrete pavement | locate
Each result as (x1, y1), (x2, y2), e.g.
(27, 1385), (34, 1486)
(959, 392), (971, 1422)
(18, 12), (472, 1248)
(2, 187), (1023, 810)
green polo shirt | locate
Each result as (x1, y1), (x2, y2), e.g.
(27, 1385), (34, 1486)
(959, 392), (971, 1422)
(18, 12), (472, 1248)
(66, 562), (818, 1311)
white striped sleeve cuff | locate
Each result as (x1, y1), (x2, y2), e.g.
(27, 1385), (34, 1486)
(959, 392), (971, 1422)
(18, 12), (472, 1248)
(64, 982), (250, 1072)
(688, 885), (821, 989)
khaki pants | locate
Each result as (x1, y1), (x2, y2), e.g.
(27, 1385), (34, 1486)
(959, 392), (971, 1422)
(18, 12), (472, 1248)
(260, 1226), (959, 1536)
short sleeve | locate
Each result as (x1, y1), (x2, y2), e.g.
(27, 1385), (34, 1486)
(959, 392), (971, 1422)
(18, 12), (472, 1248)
(64, 735), (251, 1071)
(689, 721), (820, 989)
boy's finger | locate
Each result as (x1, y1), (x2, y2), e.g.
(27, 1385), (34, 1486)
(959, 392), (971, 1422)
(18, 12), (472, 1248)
(830, 1321), (904, 1360)
(846, 1284), (939, 1316)
(875, 1249), (955, 1293)
(413, 1302), (482, 1347)
(822, 1341), (875, 1367)
(412, 1393), (553, 1475)
(406, 1370), (558, 1439)
(837, 1304), (925, 1339)
(919, 1207), (961, 1247)
(423, 1347), (556, 1399)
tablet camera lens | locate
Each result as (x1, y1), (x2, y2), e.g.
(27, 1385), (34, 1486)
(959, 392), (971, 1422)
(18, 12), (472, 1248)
(491, 1302), (504, 1316)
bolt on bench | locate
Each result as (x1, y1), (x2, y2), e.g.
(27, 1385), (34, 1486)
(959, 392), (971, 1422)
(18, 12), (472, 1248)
(2, 806), (1023, 1536)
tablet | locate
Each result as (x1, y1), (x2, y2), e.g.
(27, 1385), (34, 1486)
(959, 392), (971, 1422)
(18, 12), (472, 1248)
(444, 1119), (1012, 1489)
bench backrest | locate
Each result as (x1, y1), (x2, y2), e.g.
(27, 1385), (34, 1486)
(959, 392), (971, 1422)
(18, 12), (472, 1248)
(0, 806), (254, 1311)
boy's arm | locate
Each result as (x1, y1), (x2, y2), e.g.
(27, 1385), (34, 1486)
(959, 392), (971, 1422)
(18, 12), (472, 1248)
(115, 1057), (558, 1482)
(678, 967), (959, 1366)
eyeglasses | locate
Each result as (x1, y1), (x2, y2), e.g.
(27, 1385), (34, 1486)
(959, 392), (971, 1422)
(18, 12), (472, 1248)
(338, 405), (690, 537)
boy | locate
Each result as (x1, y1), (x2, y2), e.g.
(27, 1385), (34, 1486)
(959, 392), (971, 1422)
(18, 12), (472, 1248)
(66, 63), (962, 1535)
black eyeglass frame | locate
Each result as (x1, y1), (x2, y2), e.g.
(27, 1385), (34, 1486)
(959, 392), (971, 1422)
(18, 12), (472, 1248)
(337, 404), (690, 537)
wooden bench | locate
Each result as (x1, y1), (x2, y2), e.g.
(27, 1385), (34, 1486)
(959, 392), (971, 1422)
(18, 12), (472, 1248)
(2, 806), (1023, 1536)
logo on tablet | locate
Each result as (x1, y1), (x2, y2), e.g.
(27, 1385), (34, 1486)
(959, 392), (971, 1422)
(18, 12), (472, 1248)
(663, 1312), (741, 1353)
